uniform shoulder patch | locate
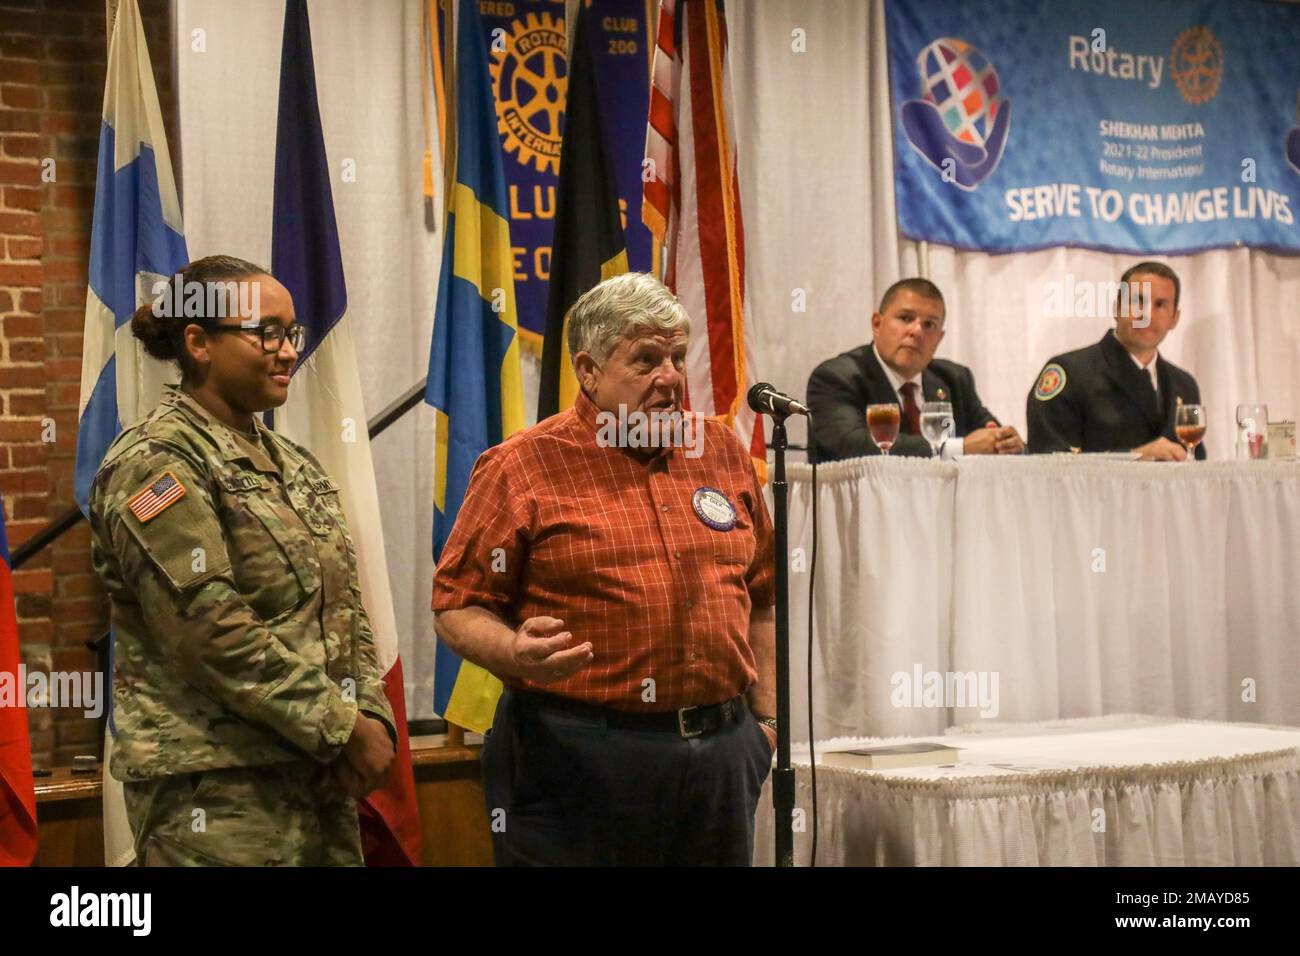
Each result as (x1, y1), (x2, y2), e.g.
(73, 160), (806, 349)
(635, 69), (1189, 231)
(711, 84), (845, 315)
(127, 471), (187, 523)
(1034, 363), (1067, 401)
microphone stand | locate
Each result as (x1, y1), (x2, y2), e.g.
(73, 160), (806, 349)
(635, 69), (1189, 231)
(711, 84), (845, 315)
(770, 411), (795, 867)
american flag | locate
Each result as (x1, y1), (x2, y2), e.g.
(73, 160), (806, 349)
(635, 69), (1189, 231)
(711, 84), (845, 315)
(643, 0), (766, 477)
(127, 472), (186, 523)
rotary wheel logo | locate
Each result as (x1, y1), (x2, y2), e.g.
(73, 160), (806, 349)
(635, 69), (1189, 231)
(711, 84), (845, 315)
(1169, 26), (1223, 105)
(490, 12), (567, 175)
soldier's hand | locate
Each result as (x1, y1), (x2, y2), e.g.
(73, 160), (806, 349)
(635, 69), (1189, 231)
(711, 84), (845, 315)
(511, 616), (594, 684)
(331, 755), (369, 799)
(342, 714), (395, 794)
(1134, 437), (1187, 461)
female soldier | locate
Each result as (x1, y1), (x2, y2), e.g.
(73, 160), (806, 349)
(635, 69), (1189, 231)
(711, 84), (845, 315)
(88, 255), (395, 866)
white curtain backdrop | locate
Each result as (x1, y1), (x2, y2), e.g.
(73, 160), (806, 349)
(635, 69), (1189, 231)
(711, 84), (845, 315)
(170, 0), (1299, 719)
(175, 0), (442, 716)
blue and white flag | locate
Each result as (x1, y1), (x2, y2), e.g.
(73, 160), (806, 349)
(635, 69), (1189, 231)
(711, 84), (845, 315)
(75, 0), (188, 514)
(75, 0), (188, 869)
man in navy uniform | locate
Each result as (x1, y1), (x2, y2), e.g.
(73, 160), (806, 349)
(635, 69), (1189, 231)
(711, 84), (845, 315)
(1026, 261), (1204, 460)
(807, 278), (1023, 462)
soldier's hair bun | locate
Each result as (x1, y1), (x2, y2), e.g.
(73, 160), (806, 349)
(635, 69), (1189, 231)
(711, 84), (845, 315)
(130, 301), (179, 361)
(129, 255), (269, 369)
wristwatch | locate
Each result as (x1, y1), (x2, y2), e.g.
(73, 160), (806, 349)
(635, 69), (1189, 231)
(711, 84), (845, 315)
(756, 716), (778, 732)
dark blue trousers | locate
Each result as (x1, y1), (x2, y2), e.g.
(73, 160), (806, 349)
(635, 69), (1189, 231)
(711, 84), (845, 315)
(481, 689), (773, 866)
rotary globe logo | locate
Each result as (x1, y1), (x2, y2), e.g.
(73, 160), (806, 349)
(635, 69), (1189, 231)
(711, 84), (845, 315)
(1169, 26), (1223, 105)
(900, 37), (1011, 190)
(490, 11), (566, 175)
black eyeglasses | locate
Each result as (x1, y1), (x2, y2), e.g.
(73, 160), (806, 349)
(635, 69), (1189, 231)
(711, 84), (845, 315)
(207, 322), (307, 353)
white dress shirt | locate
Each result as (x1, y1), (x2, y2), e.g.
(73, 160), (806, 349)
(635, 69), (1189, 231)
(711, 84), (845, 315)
(875, 350), (965, 458)
(1130, 349), (1159, 398)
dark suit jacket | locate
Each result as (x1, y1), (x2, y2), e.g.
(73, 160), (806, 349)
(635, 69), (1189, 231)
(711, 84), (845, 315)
(807, 343), (999, 462)
(1025, 330), (1206, 459)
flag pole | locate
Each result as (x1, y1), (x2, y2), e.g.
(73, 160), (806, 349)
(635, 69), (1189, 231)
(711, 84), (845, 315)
(105, 0), (119, 45)
(439, 0), (464, 751)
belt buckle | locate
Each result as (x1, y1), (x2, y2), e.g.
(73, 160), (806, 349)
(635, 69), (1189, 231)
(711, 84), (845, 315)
(676, 705), (703, 739)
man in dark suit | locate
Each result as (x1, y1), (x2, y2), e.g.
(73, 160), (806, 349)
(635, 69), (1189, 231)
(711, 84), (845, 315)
(807, 278), (1023, 462)
(1026, 261), (1204, 461)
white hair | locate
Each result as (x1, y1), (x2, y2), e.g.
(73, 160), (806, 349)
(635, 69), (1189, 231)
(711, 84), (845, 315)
(565, 272), (690, 366)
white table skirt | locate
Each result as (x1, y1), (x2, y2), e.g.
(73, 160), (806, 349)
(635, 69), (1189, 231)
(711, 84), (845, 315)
(752, 715), (1300, 866)
(783, 456), (956, 740)
(773, 456), (1300, 740)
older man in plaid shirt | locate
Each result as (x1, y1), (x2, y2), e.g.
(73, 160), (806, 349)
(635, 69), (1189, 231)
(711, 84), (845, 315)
(433, 272), (776, 866)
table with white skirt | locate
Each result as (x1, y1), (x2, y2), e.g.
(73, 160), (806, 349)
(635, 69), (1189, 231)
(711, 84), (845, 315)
(752, 714), (1300, 866)
(774, 456), (1300, 741)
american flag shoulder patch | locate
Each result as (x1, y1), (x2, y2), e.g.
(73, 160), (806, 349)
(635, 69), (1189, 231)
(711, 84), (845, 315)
(127, 471), (187, 523)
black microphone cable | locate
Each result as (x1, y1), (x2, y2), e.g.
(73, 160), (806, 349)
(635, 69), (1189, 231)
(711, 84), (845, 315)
(806, 413), (819, 867)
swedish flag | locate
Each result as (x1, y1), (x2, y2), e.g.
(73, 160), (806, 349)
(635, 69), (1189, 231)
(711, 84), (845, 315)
(426, 0), (526, 734)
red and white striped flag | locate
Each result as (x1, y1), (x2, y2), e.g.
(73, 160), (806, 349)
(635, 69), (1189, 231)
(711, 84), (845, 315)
(644, 0), (766, 476)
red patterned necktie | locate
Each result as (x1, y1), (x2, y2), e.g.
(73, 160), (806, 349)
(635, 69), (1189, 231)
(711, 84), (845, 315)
(900, 382), (921, 435)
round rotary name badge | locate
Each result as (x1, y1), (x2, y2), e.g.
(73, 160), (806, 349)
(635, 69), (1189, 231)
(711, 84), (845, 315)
(692, 487), (737, 531)
(1034, 363), (1066, 401)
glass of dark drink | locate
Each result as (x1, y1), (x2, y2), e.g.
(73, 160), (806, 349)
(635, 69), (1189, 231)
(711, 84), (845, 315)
(866, 403), (901, 455)
(1175, 403), (1207, 461)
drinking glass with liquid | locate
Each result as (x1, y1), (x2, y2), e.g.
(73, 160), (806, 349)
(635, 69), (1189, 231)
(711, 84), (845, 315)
(866, 404), (901, 455)
(1175, 403), (1207, 460)
(1235, 404), (1267, 460)
(921, 401), (954, 457)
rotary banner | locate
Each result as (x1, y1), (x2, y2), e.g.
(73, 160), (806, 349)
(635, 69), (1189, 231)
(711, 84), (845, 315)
(453, 0), (654, 353)
(885, 0), (1300, 254)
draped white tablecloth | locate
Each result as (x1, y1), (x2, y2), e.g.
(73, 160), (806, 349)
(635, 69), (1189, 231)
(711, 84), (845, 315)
(753, 715), (1300, 866)
(774, 457), (1300, 741)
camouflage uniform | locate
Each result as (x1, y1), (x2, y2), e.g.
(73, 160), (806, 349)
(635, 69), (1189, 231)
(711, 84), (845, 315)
(88, 386), (395, 866)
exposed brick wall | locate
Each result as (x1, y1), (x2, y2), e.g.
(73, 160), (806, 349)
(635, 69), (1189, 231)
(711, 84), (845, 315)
(1, 0), (175, 766)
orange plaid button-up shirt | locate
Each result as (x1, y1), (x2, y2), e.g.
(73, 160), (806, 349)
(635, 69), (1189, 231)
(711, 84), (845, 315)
(432, 389), (775, 711)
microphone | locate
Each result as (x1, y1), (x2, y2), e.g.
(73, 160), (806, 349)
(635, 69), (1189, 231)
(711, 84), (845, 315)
(747, 382), (810, 417)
